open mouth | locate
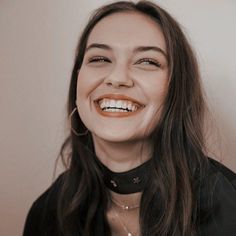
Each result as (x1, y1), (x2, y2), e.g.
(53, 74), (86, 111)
(94, 98), (145, 117)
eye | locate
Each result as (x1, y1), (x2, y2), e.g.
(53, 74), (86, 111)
(136, 58), (161, 67)
(88, 56), (111, 63)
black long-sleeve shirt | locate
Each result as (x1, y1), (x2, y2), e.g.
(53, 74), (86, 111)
(23, 158), (236, 236)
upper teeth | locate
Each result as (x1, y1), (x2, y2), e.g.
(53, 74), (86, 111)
(98, 98), (140, 112)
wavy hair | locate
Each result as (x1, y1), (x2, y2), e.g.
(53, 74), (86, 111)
(56, 1), (209, 235)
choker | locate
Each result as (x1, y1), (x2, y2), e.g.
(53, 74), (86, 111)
(97, 158), (152, 194)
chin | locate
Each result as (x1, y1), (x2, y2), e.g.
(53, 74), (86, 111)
(92, 129), (148, 143)
(92, 130), (139, 143)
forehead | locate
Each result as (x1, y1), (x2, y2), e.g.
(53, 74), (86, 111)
(87, 11), (166, 52)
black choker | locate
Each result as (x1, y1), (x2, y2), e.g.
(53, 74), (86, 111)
(97, 158), (152, 194)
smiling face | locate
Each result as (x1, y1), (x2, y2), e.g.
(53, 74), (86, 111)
(76, 11), (169, 143)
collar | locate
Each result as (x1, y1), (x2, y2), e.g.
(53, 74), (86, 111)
(97, 158), (152, 194)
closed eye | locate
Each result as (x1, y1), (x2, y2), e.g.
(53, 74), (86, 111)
(88, 56), (111, 63)
(135, 58), (161, 67)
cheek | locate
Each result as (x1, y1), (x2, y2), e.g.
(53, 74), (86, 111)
(76, 66), (112, 96)
(76, 69), (96, 98)
(79, 65), (112, 80)
(155, 81), (168, 99)
(133, 67), (168, 83)
(138, 73), (168, 103)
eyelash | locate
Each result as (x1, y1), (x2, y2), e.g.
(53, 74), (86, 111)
(88, 56), (161, 67)
(88, 56), (110, 63)
(137, 58), (161, 67)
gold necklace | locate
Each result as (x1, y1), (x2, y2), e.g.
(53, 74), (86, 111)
(111, 197), (140, 210)
(112, 206), (138, 236)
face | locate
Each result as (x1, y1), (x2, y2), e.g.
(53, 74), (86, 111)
(76, 12), (169, 143)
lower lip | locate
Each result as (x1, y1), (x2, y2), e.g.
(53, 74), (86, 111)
(94, 101), (145, 117)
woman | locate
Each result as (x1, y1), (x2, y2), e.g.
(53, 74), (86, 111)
(23, 1), (236, 235)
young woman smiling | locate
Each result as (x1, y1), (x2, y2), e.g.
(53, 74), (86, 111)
(23, 1), (236, 236)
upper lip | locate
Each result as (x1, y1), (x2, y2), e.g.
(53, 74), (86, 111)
(94, 93), (145, 107)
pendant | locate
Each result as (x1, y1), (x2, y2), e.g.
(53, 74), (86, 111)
(128, 233), (132, 236)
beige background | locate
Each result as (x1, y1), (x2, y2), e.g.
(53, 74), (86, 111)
(0, 0), (235, 235)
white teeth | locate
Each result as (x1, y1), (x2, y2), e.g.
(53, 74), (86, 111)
(127, 102), (132, 110)
(98, 98), (140, 112)
(103, 108), (129, 112)
(110, 100), (116, 107)
(131, 105), (137, 112)
(122, 101), (128, 109)
(116, 100), (123, 108)
(100, 100), (106, 109)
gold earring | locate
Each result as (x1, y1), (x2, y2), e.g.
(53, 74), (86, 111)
(69, 107), (89, 136)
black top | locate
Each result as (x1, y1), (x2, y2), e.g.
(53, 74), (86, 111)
(23, 158), (236, 236)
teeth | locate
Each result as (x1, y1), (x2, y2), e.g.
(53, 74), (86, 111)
(103, 108), (129, 112)
(105, 100), (110, 108)
(127, 102), (132, 110)
(116, 100), (123, 108)
(110, 100), (116, 108)
(100, 100), (106, 109)
(98, 98), (140, 112)
(122, 101), (128, 109)
(131, 105), (137, 112)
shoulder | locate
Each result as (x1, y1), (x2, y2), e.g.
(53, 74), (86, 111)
(206, 157), (236, 199)
(207, 157), (236, 182)
(199, 157), (236, 235)
(23, 172), (66, 236)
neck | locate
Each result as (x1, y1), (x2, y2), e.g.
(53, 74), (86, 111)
(91, 134), (153, 172)
(110, 191), (142, 207)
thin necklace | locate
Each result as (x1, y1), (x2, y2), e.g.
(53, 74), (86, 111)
(112, 206), (138, 236)
(111, 197), (140, 210)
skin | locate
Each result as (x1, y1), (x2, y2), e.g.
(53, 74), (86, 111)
(76, 11), (168, 171)
(76, 11), (169, 234)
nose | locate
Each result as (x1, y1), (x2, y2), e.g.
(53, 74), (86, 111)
(103, 62), (134, 88)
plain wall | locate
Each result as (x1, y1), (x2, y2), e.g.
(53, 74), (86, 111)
(0, 0), (235, 235)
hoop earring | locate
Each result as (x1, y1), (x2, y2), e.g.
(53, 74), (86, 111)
(69, 107), (89, 136)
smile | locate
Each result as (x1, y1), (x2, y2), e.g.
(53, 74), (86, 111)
(99, 98), (140, 112)
(95, 95), (144, 117)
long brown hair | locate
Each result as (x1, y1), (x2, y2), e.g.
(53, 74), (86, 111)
(56, 1), (209, 235)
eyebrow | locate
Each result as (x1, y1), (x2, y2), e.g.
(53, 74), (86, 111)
(85, 43), (167, 58)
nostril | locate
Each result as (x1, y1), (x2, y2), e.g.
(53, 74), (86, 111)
(104, 73), (134, 88)
(114, 81), (133, 87)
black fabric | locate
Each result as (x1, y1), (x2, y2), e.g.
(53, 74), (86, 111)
(23, 158), (236, 236)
